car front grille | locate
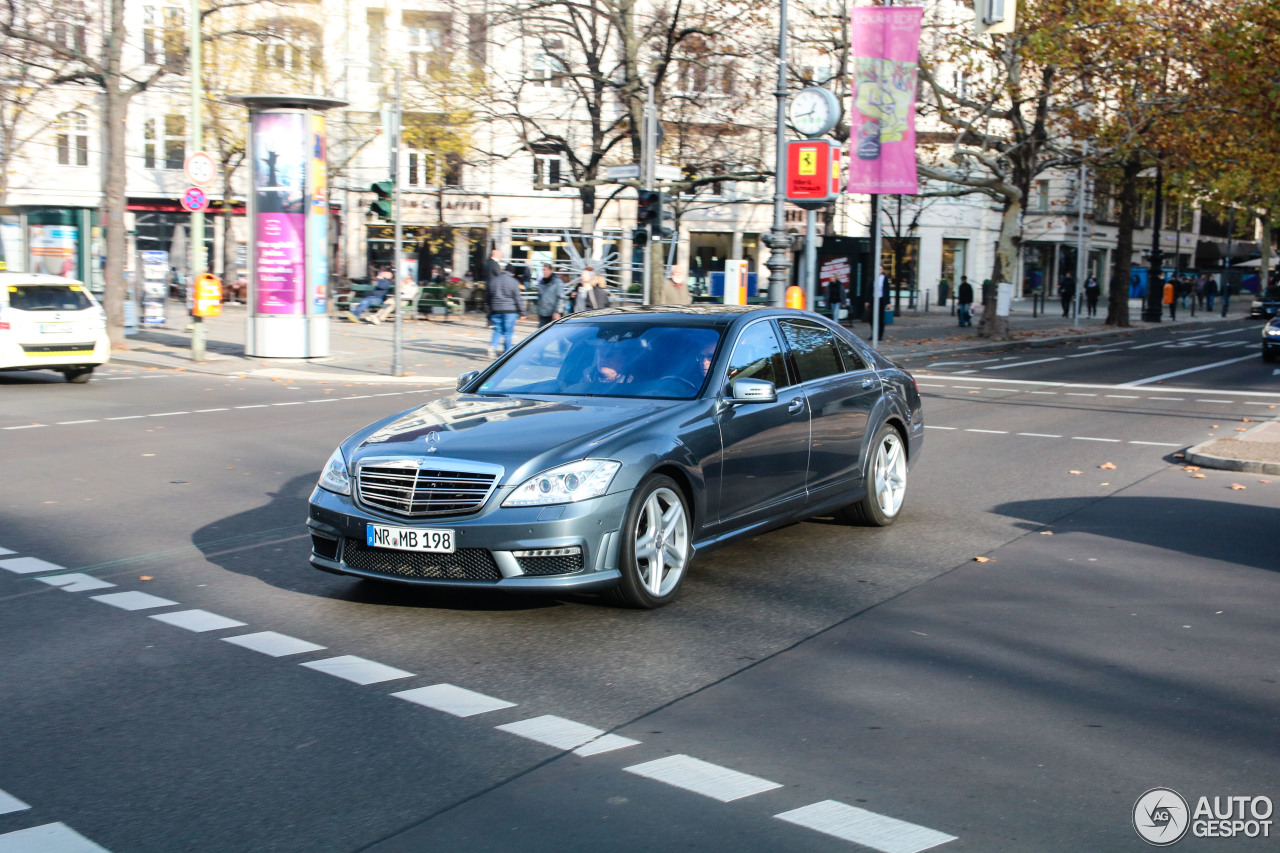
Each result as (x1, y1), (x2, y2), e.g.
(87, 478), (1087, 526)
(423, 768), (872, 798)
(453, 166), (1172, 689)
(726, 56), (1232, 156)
(311, 533), (340, 560)
(357, 461), (498, 518)
(342, 538), (501, 582)
(516, 552), (585, 576)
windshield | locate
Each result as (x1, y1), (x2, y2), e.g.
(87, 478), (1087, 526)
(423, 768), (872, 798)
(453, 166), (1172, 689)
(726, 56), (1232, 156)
(478, 321), (723, 399)
(6, 284), (94, 312)
(1262, 287), (1280, 300)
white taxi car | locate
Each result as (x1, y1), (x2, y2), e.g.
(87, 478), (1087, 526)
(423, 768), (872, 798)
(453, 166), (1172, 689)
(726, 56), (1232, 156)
(0, 272), (110, 383)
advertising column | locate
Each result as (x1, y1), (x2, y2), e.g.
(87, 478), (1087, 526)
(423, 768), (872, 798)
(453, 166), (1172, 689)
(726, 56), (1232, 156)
(238, 95), (345, 358)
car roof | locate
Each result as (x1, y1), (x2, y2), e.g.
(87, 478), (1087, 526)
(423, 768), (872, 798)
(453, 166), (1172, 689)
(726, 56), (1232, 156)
(0, 272), (85, 287)
(566, 304), (812, 326)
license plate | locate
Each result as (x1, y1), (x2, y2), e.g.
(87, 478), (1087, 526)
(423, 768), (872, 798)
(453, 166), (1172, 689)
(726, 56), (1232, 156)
(366, 524), (455, 553)
(40, 323), (72, 334)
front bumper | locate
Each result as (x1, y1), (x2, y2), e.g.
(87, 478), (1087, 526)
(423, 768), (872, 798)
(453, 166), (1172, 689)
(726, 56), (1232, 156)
(307, 485), (629, 593)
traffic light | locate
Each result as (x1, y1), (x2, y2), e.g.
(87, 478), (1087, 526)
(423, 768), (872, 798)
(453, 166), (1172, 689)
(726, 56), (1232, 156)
(632, 226), (648, 248)
(658, 199), (675, 240)
(369, 180), (393, 222)
(637, 189), (661, 226)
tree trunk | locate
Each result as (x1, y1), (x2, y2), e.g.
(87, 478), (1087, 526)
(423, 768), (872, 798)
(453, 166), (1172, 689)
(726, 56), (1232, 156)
(102, 90), (128, 348)
(1105, 154), (1141, 327)
(978, 197), (1020, 340)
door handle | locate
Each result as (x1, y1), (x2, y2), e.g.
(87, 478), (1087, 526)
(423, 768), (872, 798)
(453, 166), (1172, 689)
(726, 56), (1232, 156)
(788, 398), (805, 414)
(861, 376), (877, 389)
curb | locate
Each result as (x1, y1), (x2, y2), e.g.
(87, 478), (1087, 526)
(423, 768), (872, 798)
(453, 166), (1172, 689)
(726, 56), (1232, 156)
(1183, 418), (1280, 475)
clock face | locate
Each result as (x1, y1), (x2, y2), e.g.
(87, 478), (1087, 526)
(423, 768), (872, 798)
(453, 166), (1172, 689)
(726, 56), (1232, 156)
(791, 87), (838, 138)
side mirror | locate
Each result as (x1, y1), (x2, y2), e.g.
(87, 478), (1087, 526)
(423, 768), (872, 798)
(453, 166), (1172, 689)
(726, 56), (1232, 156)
(730, 378), (777, 403)
(456, 370), (480, 392)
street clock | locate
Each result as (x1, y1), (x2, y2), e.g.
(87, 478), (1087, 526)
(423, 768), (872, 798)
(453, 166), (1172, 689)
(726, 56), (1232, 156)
(790, 87), (840, 138)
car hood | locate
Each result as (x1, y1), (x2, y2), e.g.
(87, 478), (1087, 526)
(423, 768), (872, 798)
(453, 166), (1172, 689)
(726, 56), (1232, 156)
(347, 394), (673, 480)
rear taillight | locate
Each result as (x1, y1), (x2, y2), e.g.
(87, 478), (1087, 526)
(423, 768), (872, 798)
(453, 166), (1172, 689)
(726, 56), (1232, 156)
(0, 322), (9, 331)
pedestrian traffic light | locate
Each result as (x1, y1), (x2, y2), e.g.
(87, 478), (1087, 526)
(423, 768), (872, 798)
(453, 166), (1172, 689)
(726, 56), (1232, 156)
(369, 180), (393, 222)
(637, 189), (661, 226)
(632, 226), (649, 248)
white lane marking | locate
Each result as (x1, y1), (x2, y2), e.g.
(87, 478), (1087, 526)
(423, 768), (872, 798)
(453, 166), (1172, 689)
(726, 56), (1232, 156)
(1105, 395), (1140, 399)
(952, 369), (977, 374)
(222, 631), (325, 657)
(149, 609), (247, 633)
(624, 755), (782, 803)
(0, 547), (14, 556)
(1246, 401), (1280, 405)
(0, 557), (65, 575)
(1196, 399), (1233, 403)
(1017, 433), (1062, 438)
(307, 399), (339, 403)
(1029, 391), (1057, 395)
(950, 386), (981, 390)
(272, 402), (305, 406)
(496, 715), (607, 750)
(1067, 349), (1123, 357)
(35, 574), (115, 592)
(0, 822), (112, 852)
(105, 416), (143, 421)
(194, 408), (229, 413)
(393, 684), (516, 717)
(1122, 354), (1261, 386)
(1130, 441), (1183, 447)
(923, 426), (956, 430)
(1064, 393), (1097, 397)
(1072, 436), (1121, 442)
(1148, 397), (1185, 401)
(2, 424), (46, 430)
(0, 788), (30, 815)
(573, 734), (642, 757)
(916, 374), (1280, 398)
(91, 591), (178, 611)
(984, 357), (1062, 370)
(300, 655), (413, 685)
(235, 405), (268, 409)
(929, 358), (1007, 366)
(776, 800), (957, 853)
(915, 383), (947, 388)
(964, 429), (1008, 434)
(55, 420), (98, 425)
(148, 411), (189, 417)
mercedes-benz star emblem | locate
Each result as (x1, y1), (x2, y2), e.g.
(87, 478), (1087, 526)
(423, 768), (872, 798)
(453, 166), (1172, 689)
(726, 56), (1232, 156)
(424, 430), (440, 453)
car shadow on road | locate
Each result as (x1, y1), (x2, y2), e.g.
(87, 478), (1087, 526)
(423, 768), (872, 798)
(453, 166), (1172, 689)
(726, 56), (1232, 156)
(992, 494), (1278, 573)
(191, 472), (569, 612)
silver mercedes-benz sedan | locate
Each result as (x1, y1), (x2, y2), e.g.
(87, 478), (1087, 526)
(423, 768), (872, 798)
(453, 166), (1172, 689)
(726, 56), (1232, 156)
(307, 305), (923, 607)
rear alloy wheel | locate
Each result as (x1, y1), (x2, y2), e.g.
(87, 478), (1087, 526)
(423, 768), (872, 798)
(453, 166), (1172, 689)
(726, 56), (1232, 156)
(611, 475), (691, 608)
(63, 367), (94, 384)
(840, 423), (907, 527)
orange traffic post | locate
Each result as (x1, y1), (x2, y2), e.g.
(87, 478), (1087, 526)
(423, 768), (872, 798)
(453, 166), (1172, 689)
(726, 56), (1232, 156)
(191, 273), (222, 363)
(785, 284), (805, 310)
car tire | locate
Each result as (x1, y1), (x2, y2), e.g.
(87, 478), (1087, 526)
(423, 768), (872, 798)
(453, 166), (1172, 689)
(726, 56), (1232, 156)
(608, 474), (692, 609)
(63, 367), (94, 384)
(1264, 349), (1277, 363)
(839, 422), (907, 527)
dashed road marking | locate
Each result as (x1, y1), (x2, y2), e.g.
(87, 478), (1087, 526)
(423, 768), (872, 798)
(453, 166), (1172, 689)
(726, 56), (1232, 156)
(497, 715), (613, 750)
(0, 547), (14, 556)
(574, 734), (642, 757)
(1196, 399), (1232, 403)
(393, 683), (516, 717)
(89, 591), (178, 611)
(0, 822), (112, 852)
(149, 609), (247, 633)
(55, 420), (98, 425)
(624, 755), (783, 803)
(2, 424), (46, 430)
(1105, 395), (1140, 399)
(300, 655), (413, 685)
(1064, 393), (1097, 397)
(0, 557), (65, 575)
(1072, 436), (1121, 442)
(0, 788), (30, 815)
(147, 411), (189, 417)
(775, 800), (957, 853)
(1016, 433), (1062, 438)
(923, 426), (956, 430)
(34, 574), (115, 593)
(984, 356), (1062, 370)
(1122, 353), (1261, 386)
(1129, 441), (1182, 447)
(964, 429), (1007, 434)
(222, 631), (326, 657)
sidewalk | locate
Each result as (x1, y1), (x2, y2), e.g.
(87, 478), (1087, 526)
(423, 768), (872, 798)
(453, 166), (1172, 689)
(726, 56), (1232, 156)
(1186, 419), (1280, 475)
(108, 295), (1258, 383)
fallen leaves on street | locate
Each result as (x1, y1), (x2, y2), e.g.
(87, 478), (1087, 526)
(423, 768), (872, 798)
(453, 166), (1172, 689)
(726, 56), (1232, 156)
(1231, 483), (1247, 490)
(1099, 462), (1116, 470)
(974, 556), (991, 562)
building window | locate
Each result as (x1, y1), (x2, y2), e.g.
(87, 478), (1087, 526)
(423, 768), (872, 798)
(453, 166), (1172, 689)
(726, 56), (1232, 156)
(50, 1), (87, 53)
(406, 12), (452, 79)
(367, 10), (385, 82)
(144, 119), (157, 168)
(257, 19), (321, 79)
(467, 15), (487, 68)
(533, 152), (562, 190)
(56, 112), (89, 167)
(532, 38), (567, 88)
(164, 114), (186, 170)
(143, 6), (186, 67)
(406, 150), (464, 189)
(1034, 179), (1050, 213)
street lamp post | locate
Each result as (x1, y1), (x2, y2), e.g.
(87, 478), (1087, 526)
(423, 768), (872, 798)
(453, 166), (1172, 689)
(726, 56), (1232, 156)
(764, 0), (791, 305)
(1141, 161), (1164, 323)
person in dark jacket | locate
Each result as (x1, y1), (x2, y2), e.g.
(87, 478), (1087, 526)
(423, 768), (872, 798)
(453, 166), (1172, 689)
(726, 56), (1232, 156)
(487, 269), (523, 357)
(1083, 274), (1101, 317)
(1059, 272), (1076, 318)
(535, 264), (563, 327)
(351, 268), (393, 322)
(956, 276), (974, 326)
(485, 247), (503, 284)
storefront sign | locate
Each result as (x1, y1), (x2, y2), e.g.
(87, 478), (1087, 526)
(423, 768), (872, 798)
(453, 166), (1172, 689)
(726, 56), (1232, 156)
(786, 140), (836, 207)
(28, 224), (78, 277)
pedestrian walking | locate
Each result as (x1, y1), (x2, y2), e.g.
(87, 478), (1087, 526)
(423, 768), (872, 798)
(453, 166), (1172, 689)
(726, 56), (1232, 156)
(574, 265), (612, 312)
(1083, 274), (1100, 317)
(1204, 274), (1218, 311)
(486, 268), (523, 358)
(659, 268), (693, 305)
(350, 268), (393, 322)
(1163, 277), (1176, 320)
(534, 263), (563, 327)
(868, 264), (889, 341)
(956, 276), (974, 327)
(485, 247), (503, 284)
(1220, 274), (1232, 317)
(1059, 272), (1076, 318)
(1194, 274), (1207, 310)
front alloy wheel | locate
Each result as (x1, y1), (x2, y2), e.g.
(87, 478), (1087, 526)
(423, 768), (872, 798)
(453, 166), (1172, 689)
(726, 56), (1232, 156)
(611, 474), (691, 608)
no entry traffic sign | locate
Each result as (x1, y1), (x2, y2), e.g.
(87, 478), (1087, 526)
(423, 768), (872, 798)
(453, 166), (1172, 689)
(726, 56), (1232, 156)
(181, 186), (209, 212)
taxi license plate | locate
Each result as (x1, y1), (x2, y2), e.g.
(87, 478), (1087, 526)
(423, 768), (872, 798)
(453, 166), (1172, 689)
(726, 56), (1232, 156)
(366, 524), (455, 553)
(40, 323), (72, 334)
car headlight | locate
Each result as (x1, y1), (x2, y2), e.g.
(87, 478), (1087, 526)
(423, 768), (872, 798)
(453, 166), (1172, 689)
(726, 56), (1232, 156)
(318, 448), (351, 495)
(1266, 327), (1280, 337)
(503, 459), (622, 507)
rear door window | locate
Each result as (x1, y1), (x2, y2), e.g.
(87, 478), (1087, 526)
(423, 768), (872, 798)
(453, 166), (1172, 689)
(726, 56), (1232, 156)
(7, 285), (93, 311)
(778, 319), (842, 384)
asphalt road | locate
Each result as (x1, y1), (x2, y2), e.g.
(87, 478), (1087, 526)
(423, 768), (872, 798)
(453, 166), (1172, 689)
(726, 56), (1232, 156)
(1, 319), (1278, 852)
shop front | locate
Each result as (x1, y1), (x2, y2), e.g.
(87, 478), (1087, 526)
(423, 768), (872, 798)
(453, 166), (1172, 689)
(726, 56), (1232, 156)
(0, 208), (104, 294)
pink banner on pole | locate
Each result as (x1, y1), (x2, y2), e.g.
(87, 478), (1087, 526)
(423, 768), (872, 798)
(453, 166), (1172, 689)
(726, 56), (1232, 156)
(847, 6), (923, 195)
